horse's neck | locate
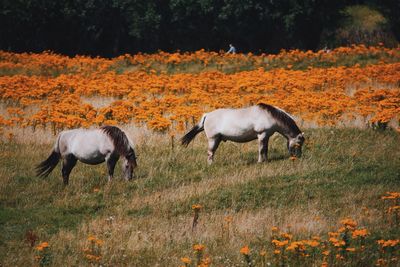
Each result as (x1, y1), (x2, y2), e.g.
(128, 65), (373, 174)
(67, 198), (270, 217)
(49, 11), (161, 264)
(275, 124), (298, 140)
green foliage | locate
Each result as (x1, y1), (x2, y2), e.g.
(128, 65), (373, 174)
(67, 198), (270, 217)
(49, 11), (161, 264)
(0, 0), (398, 56)
(332, 5), (398, 47)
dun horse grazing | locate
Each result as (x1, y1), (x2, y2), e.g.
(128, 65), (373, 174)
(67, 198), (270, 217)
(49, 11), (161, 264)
(181, 103), (305, 164)
(36, 126), (137, 185)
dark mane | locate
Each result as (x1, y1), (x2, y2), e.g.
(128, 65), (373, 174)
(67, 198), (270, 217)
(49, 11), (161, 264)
(257, 103), (301, 136)
(101, 126), (132, 157)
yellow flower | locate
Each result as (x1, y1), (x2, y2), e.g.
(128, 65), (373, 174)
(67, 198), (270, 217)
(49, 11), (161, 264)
(274, 249), (281, 254)
(346, 247), (356, 252)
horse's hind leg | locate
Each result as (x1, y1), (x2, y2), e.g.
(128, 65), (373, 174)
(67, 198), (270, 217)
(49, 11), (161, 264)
(207, 136), (221, 165)
(106, 155), (118, 182)
(257, 133), (269, 163)
(62, 154), (77, 185)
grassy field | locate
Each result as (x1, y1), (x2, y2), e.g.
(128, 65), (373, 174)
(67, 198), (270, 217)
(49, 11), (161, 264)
(0, 127), (399, 266)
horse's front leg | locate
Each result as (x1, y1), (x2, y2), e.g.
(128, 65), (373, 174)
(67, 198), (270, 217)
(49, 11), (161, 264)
(105, 155), (118, 182)
(207, 136), (221, 165)
(62, 154), (77, 185)
(257, 133), (269, 163)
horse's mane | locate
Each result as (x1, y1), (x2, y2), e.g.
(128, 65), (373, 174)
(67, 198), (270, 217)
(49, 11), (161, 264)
(257, 103), (301, 136)
(101, 126), (133, 157)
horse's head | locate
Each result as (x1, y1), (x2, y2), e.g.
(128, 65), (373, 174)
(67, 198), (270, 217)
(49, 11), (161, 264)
(122, 148), (137, 180)
(288, 132), (305, 158)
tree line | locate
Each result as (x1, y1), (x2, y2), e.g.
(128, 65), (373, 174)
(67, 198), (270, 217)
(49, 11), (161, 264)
(0, 0), (399, 57)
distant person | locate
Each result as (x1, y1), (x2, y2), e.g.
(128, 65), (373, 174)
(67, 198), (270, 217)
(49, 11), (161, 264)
(323, 45), (331, 53)
(226, 44), (236, 54)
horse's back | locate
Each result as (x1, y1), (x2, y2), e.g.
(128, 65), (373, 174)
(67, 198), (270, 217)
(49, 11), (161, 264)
(58, 129), (114, 162)
(204, 106), (276, 139)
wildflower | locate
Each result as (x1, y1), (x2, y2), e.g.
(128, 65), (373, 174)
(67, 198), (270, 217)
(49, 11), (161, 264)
(377, 239), (400, 247)
(336, 254), (344, 260)
(272, 239), (289, 247)
(273, 249), (281, 254)
(240, 245), (250, 255)
(346, 247), (356, 252)
(306, 240), (320, 247)
(271, 226), (279, 232)
(388, 206), (400, 213)
(224, 216), (233, 223)
(352, 229), (369, 238)
(36, 241), (49, 251)
(193, 244), (205, 252)
(328, 232), (339, 238)
(312, 235), (321, 241)
(340, 218), (357, 229)
(281, 233), (293, 240)
(192, 204), (202, 210)
(192, 204), (202, 231)
(376, 258), (386, 266)
(381, 192), (400, 200)
(181, 257), (191, 264)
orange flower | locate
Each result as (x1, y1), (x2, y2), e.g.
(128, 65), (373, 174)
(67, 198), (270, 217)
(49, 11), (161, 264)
(271, 226), (279, 232)
(192, 204), (202, 210)
(180, 257), (191, 264)
(193, 244), (205, 252)
(352, 229), (369, 238)
(240, 245), (250, 255)
(340, 218), (357, 229)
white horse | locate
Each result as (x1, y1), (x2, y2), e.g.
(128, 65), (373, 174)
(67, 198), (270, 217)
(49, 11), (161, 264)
(36, 126), (137, 185)
(181, 103), (305, 164)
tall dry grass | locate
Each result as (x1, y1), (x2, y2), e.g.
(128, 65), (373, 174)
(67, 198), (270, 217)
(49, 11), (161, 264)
(0, 126), (399, 266)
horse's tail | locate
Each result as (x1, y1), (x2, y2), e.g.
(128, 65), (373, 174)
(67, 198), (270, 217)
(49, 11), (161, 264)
(181, 114), (207, 147)
(35, 134), (61, 177)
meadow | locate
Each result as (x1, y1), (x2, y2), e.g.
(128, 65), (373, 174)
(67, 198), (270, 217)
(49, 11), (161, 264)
(0, 46), (399, 266)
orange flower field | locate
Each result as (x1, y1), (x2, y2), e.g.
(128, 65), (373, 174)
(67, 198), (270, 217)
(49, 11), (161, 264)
(0, 45), (399, 136)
